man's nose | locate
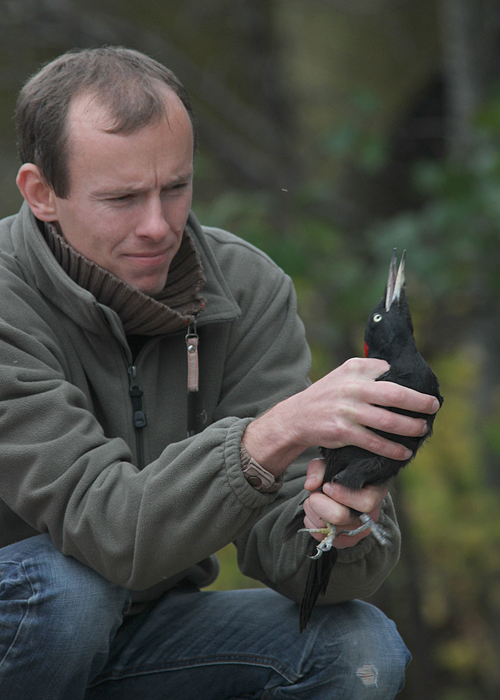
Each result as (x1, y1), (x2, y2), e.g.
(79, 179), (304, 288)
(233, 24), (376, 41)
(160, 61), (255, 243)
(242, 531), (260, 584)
(135, 196), (170, 240)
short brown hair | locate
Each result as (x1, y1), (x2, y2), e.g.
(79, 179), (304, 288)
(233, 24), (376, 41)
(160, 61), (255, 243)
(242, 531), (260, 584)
(15, 46), (196, 198)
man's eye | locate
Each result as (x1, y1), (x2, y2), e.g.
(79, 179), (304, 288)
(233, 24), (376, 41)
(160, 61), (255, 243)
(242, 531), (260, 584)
(111, 194), (133, 202)
(167, 182), (190, 193)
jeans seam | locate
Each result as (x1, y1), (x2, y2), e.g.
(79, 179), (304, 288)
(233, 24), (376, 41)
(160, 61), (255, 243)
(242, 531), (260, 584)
(88, 653), (300, 687)
(0, 561), (35, 674)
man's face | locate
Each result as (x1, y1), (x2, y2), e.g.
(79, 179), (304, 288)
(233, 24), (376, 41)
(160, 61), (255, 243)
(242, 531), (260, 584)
(49, 90), (194, 296)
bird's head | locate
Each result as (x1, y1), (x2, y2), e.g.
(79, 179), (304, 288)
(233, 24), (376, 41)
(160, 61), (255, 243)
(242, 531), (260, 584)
(364, 249), (415, 361)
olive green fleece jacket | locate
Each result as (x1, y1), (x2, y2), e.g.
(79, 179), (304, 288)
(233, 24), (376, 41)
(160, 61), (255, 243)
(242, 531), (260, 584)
(0, 202), (401, 605)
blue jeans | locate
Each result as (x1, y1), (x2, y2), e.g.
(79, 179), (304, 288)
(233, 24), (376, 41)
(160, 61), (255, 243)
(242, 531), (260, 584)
(0, 535), (410, 699)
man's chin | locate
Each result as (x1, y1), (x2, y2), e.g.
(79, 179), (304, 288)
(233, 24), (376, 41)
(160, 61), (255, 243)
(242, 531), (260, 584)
(136, 282), (167, 297)
(123, 274), (168, 297)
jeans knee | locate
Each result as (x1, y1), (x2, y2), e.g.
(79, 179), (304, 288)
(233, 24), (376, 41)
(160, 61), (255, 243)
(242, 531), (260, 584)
(0, 535), (130, 667)
(314, 600), (410, 697)
(348, 600), (410, 674)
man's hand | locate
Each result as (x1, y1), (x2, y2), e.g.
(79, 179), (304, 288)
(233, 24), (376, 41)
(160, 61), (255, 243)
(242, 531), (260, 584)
(302, 458), (388, 548)
(242, 357), (440, 477)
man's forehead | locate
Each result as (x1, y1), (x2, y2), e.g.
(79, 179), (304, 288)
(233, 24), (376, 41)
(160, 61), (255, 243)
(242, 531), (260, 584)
(66, 93), (109, 132)
(61, 85), (194, 190)
(66, 86), (184, 134)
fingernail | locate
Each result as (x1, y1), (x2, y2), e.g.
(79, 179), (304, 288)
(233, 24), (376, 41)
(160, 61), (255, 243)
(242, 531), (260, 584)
(420, 423), (429, 436)
(403, 449), (413, 459)
(432, 399), (440, 412)
(304, 475), (315, 488)
(323, 482), (333, 496)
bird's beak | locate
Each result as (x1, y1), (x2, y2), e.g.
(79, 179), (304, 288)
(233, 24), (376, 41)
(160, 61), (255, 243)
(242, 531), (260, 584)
(385, 249), (406, 312)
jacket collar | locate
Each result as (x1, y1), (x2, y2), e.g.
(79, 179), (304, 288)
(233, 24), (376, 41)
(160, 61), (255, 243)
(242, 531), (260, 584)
(185, 213), (241, 326)
(40, 218), (206, 336)
(11, 202), (240, 335)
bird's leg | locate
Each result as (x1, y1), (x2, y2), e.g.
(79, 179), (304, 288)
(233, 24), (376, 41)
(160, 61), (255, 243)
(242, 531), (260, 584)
(337, 513), (389, 546)
(298, 522), (337, 559)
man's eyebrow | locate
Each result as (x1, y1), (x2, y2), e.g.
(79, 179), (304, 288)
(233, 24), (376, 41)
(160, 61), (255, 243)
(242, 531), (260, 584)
(91, 186), (142, 198)
(163, 172), (193, 187)
(91, 173), (193, 199)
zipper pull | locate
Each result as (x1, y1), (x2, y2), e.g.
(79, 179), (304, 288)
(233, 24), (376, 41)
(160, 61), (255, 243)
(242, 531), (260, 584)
(185, 325), (199, 436)
(185, 325), (199, 393)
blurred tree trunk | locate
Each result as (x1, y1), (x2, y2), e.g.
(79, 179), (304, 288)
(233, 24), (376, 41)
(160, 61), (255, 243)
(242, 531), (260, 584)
(440, 0), (481, 161)
(441, 2), (500, 664)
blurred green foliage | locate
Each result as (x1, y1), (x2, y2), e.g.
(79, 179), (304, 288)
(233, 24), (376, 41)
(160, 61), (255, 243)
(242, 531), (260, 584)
(368, 89), (500, 302)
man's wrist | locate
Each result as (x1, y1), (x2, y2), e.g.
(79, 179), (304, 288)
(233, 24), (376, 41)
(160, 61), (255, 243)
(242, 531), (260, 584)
(241, 399), (307, 477)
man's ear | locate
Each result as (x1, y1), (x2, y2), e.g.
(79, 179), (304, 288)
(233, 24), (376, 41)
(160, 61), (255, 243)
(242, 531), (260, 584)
(16, 164), (58, 221)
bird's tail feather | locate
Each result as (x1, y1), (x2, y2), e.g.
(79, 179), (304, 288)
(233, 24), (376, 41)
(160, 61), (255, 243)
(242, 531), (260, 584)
(299, 544), (338, 632)
(283, 506), (339, 632)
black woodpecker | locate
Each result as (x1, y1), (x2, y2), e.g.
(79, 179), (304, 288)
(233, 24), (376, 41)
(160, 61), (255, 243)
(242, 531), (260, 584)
(287, 249), (443, 632)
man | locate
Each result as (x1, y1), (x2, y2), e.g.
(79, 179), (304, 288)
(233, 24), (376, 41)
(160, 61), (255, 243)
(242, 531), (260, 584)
(0, 47), (438, 699)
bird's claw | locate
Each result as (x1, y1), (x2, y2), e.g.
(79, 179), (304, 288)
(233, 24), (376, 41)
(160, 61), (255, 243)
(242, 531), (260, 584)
(298, 523), (336, 559)
(337, 513), (390, 546)
(297, 514), (390, 560)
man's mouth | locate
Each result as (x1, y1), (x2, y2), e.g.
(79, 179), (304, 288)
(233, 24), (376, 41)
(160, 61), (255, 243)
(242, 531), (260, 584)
(124, 250), (169, 264)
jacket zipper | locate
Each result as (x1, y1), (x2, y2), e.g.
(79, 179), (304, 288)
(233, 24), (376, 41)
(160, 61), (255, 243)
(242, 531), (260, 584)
(128, 365), (147, 470)
(126, 322), (204, 466)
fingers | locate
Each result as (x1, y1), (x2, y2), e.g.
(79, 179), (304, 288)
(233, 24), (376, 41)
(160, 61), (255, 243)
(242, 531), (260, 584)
(303, 482), (388, 548)
(366, 379), (440, 415)
(349, 428), (413, 461)
(332, 390), (435, 460)
(307, 358), (439, 458)
(325, 415), (424, 461)
(330, 418), (425, 461)
(336, 360), (439, 429)
(323, 481), (389, 514)
(361, 403), (429, 437)
(339, 358), (440, 413)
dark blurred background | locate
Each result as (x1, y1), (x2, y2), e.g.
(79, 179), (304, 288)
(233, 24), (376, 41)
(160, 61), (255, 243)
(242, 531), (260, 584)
(2, 1), (500, 697)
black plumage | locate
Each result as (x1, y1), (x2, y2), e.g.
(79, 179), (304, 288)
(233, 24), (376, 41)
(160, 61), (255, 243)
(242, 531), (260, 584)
(287, 249), (443, 631)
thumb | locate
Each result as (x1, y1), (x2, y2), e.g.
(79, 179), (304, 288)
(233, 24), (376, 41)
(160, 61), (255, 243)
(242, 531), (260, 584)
(304, 458), (326, 491)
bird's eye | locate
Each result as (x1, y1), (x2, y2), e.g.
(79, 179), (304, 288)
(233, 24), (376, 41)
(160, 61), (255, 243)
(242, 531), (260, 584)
(373, 314), (383, 323)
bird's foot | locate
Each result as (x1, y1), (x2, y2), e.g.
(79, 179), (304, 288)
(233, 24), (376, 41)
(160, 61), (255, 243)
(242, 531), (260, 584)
(338, 513), (389, 546)
(298, 522), (336, 559)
